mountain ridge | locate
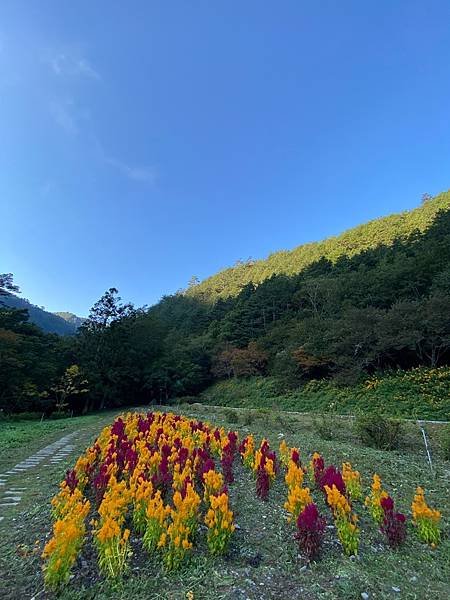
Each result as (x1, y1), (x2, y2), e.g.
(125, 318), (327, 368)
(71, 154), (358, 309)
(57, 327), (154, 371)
(187, 191), (450, 302)
(0, 294), (83, 335)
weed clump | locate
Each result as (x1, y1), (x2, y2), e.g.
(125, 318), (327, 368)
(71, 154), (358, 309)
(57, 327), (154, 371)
(355, 413), (402, 450)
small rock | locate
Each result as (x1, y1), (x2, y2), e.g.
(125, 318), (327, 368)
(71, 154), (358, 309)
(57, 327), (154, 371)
(392, 587), (401, 593)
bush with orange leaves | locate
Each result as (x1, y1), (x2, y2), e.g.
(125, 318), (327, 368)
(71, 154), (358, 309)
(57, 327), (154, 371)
(203, 468), (225, 503)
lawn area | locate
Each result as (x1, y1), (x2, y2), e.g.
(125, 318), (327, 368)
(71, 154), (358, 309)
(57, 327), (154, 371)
(0, 405), (448, 600)
(0, 411), (125, 472)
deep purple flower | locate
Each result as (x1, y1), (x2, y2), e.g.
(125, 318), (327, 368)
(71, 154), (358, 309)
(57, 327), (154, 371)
(296, 503), (326, 561)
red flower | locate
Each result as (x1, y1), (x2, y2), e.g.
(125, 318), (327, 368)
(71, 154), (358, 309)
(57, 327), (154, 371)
(320, 466), (346, 495)
(296, 503), (326, 561)
(380, 495), (394, 512)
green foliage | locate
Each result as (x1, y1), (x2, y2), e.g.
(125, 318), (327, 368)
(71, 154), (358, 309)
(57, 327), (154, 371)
(200, 367), (450, 420)
(4, 192), (450, 417)
(49, 365), (89, 415)
(0, 307), (69, 414)
(311, 413), (335, 440)
(354, 413), (402, 450)
(242, 409), (258, 426)
(188, 191), (450, 302)
(439, 425), (450, 460)
(0, 411), (43, 422)
(223, 408), (239, 424)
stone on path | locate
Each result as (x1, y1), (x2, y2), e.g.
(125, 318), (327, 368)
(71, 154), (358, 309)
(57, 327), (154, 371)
(0, 429), (81, 518)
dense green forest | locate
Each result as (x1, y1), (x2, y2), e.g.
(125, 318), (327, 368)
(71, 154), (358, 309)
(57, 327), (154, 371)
(1, 191), (450, 418)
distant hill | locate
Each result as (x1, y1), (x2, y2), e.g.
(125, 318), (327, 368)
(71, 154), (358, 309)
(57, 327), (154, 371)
(54, 311), (86, 330)
(0, 294), (83, 335)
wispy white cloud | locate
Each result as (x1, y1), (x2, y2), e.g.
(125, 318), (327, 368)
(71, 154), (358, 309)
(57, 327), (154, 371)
(49, 97), (91, 135)
(49, 99), (79, 135)
(48, 51), (100, 81)
(91, 137), (157, 184)
(105, 156), (157, 184)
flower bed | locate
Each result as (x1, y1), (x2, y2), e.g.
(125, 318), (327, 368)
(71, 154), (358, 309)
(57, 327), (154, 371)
(42, 411), (443, 590)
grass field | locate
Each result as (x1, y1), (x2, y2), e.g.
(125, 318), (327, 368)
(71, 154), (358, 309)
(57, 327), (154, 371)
(0, 405), (448, 600)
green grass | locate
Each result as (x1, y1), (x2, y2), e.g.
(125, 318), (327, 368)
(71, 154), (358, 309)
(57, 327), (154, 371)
(0, 410), (127, 472)
(200, 367), (450, 421)
(0, 405), (448, 599)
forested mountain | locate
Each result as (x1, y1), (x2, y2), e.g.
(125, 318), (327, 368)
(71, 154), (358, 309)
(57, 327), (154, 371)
(187, 192), (450, 302)
(0, 294), (79, 335)
(2, 190), (450, 416)
(72, 190), (450, 410)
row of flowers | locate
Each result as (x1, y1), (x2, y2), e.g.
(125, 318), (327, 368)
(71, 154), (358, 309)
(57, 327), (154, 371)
(42, 412), (443, 589)
(279, 445), (441, 559)
(43, 412), (237, 589)
(239, 436), (441, 559)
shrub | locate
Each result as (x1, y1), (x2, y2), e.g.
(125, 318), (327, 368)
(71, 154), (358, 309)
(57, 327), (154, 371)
(242, 409), (257, 426)
(355, 413), (402, 450)
(311, 413), (335, 440)
(223, 408), (239, 424)
(255, 408), (273, 428)
(439, 425), (450, 460)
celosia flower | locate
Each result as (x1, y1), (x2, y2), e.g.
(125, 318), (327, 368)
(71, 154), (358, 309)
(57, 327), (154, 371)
(295, 503), (326, 561)
(411, 487), (441, 546)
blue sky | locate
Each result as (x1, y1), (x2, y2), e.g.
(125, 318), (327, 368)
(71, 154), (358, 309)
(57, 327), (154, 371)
(1, 1), (450, 316)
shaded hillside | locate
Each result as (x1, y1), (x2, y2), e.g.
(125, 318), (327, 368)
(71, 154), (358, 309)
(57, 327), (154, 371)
(0, 294), (78, 335)
(188, 191), (450, 301)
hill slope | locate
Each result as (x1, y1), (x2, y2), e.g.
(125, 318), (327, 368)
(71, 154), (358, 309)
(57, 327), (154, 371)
(0, 294), (79, 335)
(188, 191), (450, 301)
